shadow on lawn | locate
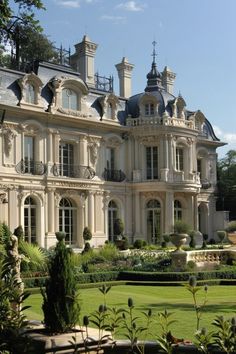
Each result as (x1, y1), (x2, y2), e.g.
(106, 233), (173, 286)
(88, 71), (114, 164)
(137, 302), (236, 313)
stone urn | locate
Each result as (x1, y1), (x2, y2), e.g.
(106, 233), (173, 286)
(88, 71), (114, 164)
(170, 233), (188, 251)
(227, 233), (236, 245)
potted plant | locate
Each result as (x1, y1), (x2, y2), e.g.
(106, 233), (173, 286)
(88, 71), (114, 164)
(225, 221), (236, 245)
(170, 220), (191, 251)
(113, 218), (126, 249)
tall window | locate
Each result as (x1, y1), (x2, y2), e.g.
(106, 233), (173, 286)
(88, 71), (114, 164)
(59, 198), (75, 245)
(176, 147), (184, 171)
(107, 102), (113, 119)
(174, 200), (182, 221)
(146, 199), (161, 244)
(25, 83), (35, 104)
(106, 147), (115, 170)
(24, 136), (34, 173)
(62, 88), (77, 110)
(145, 103), (154, 116)
(197, 159), (202, 178)
(24, 196), (37, 244)
(108, 200), (118, 242)
(59, 142), (74, 177)
(146, 146), (158, 180)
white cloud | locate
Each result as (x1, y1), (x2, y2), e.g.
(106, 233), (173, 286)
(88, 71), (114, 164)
(213, 125), (236, 144)
(116, 1), (145, 12)
(57, 0), (81, 8)
(100, 15), (126, 23)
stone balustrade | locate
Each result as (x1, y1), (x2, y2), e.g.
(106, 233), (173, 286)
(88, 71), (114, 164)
(127, 115), (195, 129)
(187, 249), (236, 266)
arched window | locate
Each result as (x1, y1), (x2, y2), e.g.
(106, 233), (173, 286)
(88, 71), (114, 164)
(62, 88), (78, 110)
(59, 198), (76, 245)
(108, 200), (118, 242)
(24, 196), (37, 243)
(25, 83), (36, 104)
(174, 200), (182, 221)
(146, 199), (161, 244)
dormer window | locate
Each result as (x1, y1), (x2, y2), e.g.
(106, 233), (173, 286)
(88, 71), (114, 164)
(18, 73), (44, 110)
(25, 83), (36, 104)
(145, 103), (154, 116)
(62, 88), (78, 110)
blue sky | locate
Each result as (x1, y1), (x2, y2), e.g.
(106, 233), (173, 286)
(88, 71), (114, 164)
(34, 0), (236, 158)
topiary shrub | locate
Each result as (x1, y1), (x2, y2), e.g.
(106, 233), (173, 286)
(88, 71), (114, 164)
(189, 231), (196, 249)
(217, 230), (226, 248)
(114, 218), (124, 238)
(133, 239), (143, 249)
(83, 227), (92, 242)
(82, 241), (91, 254)
(41, 233), (80, 334)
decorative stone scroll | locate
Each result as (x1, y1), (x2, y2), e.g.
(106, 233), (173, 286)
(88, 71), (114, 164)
(2, 127), (16, 157)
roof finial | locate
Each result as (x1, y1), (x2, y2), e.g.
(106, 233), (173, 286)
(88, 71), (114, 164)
(152, 40), (157, 64)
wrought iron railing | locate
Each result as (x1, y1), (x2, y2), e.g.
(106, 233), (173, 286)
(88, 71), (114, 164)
(52, 164), (95, 179)
(103, 168), (126, 182)
(94, 72), (113, 92)
(15, 159), (47, 175)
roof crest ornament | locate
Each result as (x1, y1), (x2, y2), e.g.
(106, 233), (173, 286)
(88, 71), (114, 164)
(152, 40), (157, 64)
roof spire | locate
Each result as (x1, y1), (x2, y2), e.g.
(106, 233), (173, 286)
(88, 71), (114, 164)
(152, 40), (157, 64)
(145, 41), (162, 92)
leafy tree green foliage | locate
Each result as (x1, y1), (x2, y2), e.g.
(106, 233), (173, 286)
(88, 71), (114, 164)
(217, 150), (236, 220)
(14, 26), (58, 68)
(0, 0), (44, 41)
(42, 237), (80, 333)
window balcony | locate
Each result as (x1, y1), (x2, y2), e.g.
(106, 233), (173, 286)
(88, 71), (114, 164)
(52, 163), (95, 179)
(103, 168), (126, 182)
(16, 159), (47, 175)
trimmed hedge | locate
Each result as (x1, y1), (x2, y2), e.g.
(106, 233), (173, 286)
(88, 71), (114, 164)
(76, 271), (120, 284)
(119, 269), (236, 282)
(22, 269), (236, 289)
(23, 276), (48, 288)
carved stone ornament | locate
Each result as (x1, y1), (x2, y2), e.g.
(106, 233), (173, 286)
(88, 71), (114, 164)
(88, 137), (100, 165)
(138, 136), (158, 145)
(3, 128), (16, 157)
(98, 93), (120, 119)
(106, 136), (122, 148)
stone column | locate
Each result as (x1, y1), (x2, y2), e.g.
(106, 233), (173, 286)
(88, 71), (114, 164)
(134, 191), (141, 236)
(47, 188), (55, 234)
(193, 195), (198, 230)
(88, 191), (94, 233)
(9, 189), (18, 231)
(79, 136), (87, 166)
(165, 191), (174, 233)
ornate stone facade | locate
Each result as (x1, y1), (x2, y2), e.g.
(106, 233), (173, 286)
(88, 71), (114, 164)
(0, 35), (226, 248)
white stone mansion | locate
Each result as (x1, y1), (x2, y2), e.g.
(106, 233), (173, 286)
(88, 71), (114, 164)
(0, 35), (226, 248)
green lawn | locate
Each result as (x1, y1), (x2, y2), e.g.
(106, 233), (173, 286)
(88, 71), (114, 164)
(24, 285), (236, 340)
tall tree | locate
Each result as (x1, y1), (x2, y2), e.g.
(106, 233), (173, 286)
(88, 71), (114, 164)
(0, 0), (45, 69)
(217, 150), (236, 220)
(15, 26), (59, 68)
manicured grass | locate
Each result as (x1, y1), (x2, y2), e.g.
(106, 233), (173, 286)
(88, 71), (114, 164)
(24, 285), (236, 340)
